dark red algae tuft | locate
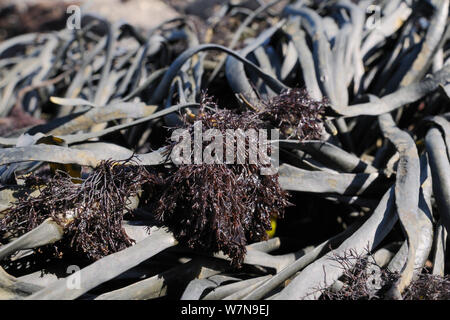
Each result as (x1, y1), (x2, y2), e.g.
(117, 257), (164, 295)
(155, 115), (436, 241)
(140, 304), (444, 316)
(155, 94), (290, 267)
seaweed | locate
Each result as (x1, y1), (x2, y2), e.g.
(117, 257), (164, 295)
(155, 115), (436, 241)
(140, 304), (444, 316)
(155, 94), (290, 267)
(319, 249), (399, 300)
(319, 249), (450, 300)
(0, 0), (449, 301)
(0, 159), (160, 260)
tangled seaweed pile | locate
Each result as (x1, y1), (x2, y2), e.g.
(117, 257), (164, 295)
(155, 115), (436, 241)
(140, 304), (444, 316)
(320, 249), (450, 300)
(156, 95), (291, 267)
(0, 0), (449, 301)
